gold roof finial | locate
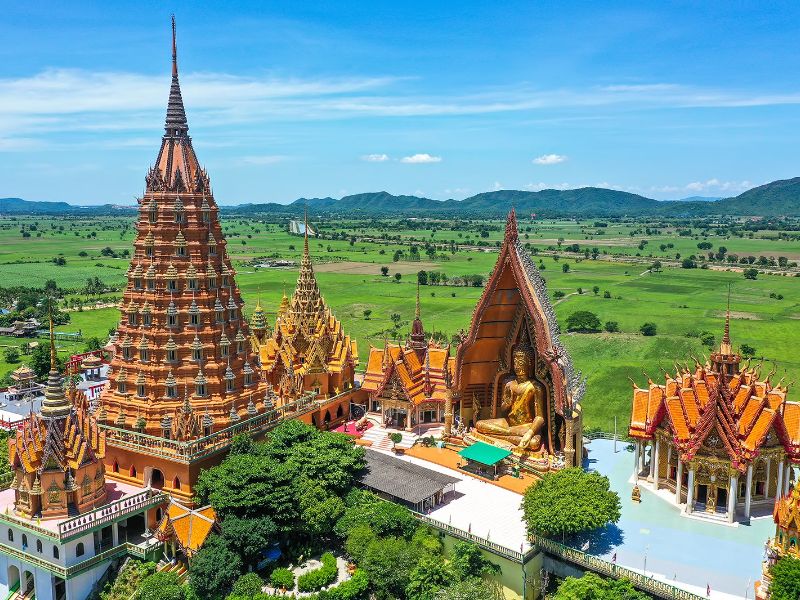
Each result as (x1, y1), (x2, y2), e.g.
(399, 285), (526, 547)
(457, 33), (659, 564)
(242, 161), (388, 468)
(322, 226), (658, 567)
(721, 284), (732, 355)
(48, 299), (57, 372)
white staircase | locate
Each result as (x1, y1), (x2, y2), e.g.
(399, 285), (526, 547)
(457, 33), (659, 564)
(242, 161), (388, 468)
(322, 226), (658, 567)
(361, 425), (418, 451)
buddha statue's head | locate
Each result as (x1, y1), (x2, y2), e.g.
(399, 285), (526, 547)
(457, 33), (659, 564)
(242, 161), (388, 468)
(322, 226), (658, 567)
(512, 343), (534, 380)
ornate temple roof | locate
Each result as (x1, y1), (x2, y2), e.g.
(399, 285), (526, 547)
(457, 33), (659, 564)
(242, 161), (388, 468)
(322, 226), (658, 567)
(774, 486), (800, 538)
(155, 499), (217, 557)
(629, 312), (800, 471)
(362, 288), (454, 406)
(257, 217), (358, 386)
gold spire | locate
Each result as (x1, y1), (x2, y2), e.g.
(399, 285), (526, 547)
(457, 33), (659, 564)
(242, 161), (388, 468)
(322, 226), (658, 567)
(41, 308), (71, 419)
(415, 281), (421, 320)
(721, 284), (732, 355)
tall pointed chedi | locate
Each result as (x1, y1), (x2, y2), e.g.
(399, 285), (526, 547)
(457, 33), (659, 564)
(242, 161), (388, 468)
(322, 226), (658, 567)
(254, 213), (358, 400)
(101, 17), (263, 446)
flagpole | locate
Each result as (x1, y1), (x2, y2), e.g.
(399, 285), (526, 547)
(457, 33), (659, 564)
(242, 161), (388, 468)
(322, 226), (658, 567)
(614, 415), (618, 453)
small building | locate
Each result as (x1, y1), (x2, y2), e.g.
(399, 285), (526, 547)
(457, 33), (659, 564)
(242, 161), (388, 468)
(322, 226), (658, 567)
(757, 485), (800, 598)
(155, 499), (217, 560)
(458, 442), (512, 480)
(5, 366), (43, 403)
(357, 449), (459, 512)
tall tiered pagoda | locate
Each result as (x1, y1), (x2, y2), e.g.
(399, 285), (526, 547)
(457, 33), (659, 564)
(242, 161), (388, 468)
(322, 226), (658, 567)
(254, 221), (358, 402)
(99, 19), (264, 501)
(629, 308), (800, 524)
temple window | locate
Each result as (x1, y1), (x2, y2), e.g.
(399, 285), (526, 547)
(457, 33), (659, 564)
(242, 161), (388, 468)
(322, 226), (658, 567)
(226, 378), (234, 392)
(130, 466), (136, 478)
(137, 384), (146, 397)
(22, 535), (27, 550)
(176, 246), (186, 257)
(53, 546), (59, 559)
(203, 424), (212, 436)
(112, 461), (118, 473)
(222, 276), (229, 287)
(149, 207), (157, 223)
(142, 313), (152, 327)
(188, 278), (198, 291)
(175, 210), (184, 223)
(220, 342), (229, 358)
(173, 477), (181, 490)
(122, 347), (132, 360)
(209, 244), (217, 256)
(166, 349), (177, 362)
(145, 245), (154, 257)
(244, 372), (252, 386)
(229, 308), (237, 321)
(202, 209), (210, 223)
(36, 539), (42, 553)
(196, 383), (207, 397)
(192, 347), (202, 361)
(216, 309), (224, 323)
(167, 313), (177, 327)
(190, 313), (199, 327)
(237, 341), (244, 354)
(162, 427), (172, 439)
(76, 543), (84, 557)
(117, 381), (127, 394)
(209, 276), (217, 289)
(139, 348), (149, 362)
(7, 529), (12, 542)
(146, 277), (155, 290)
(167, 278), (177, 291)
(166, 384), (177, 398)
(133, 277), (142, 289)
(128, 312), (137, 326)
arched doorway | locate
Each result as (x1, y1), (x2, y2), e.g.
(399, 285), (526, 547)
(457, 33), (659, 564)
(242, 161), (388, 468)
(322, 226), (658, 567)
(7, 566), (19, 594)
(150, 469), (165, 490)
(22, 570), (34, 595)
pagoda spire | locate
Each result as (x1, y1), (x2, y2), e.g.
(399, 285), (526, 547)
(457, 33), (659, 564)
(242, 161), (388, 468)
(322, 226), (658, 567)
(41, 308), (71, 419)
(721, 284), (732, 355)
(505, 207), (519, 243)
(410, 281), (427, 352)
(165, 15), (188, 137)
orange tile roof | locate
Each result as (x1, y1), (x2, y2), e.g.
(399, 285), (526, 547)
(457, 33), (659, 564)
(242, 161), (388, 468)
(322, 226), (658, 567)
(156, 500), (217, 556)
(363, 342), (453, 407)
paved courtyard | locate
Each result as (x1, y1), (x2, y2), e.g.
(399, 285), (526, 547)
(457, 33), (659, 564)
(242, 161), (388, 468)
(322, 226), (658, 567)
(583, 438), (774, 599)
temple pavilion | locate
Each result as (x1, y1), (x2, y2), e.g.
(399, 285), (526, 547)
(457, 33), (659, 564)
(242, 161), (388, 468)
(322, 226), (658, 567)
(253, 221), (358, 402)
(360, 286), (454, 430)
(629, 310), (800, 523)
(756, 484), (800, 598)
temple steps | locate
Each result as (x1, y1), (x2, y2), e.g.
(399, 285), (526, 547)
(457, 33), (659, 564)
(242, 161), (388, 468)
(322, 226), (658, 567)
(361, 426), (418, 451)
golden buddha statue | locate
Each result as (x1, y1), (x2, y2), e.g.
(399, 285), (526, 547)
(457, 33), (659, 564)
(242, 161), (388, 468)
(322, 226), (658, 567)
(475, 344), (547, 451)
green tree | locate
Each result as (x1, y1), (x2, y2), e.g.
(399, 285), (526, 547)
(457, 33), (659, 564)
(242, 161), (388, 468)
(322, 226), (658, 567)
(269, 567), (295, 590)
(30, 341), (62, 378)
(134, 571), (186, 600)
(189, 538), (243, 600)
(449, 542), (500, 581)
(231, 572), (263, 598)
(381, 266), (389, 276)
(389, 432), (403, 449)
(394, 273), (402, 282)
(743, 268), (758, 280)
(553, 572), (648, 600)
(699, 331), (715, 348)
(562, 263), (570, 273)
(639, 322), (657, 336)
(592, 285), (600, 295)
(361, 536), (418, 600)
(406, 556), (452, 600)
(521, 468), (620, 538)
(435, 578), (504, 600)
(418, 270), (428, 285)
(3, 347), (20, 364)
(345, 524), (377, 564)
(681, 258), (697, 269)
(335, 490), (416, 539)
(604, 321), (619, 333)
(553, 290), (565, 300)
(771, 556), (800, 600)
(565, 311), (601, 333)
(84, 337), (103, 352)
(219, 514), (277, 568)
(740, 343), (757, 358)
(363, 309), (372, 320)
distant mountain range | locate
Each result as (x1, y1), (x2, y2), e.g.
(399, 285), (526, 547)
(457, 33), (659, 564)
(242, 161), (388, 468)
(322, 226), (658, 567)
(3, 177), (800, 218)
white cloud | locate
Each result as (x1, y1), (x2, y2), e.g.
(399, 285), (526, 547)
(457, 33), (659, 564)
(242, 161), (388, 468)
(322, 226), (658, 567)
(361, 153), (389, 162)
(532, 154), (567, 165)
(241, 155), (289, 165)
(493, 181), (503, 190)
(523, 182), (574, 191)
(400, 153), (442, 164)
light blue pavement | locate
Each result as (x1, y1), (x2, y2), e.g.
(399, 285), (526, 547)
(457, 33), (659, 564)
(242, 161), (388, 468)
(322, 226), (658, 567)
(580, 439), (772, 597)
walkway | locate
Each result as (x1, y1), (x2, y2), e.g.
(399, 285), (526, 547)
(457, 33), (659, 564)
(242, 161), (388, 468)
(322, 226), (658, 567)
(583, 438), (772, 599)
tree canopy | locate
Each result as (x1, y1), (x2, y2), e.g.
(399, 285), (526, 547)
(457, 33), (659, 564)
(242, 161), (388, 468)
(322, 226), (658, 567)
(565, 311), (601, 333)
(770, 556), (800, 600)
(521, 468), (621, 538)
(553, 573), (649, 600)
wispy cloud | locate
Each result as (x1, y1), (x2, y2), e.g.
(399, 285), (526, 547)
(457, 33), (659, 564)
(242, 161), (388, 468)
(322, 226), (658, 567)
(400, 153), (442, 164)
(532, 154), (567, 165)
(361, 153), (390, 162)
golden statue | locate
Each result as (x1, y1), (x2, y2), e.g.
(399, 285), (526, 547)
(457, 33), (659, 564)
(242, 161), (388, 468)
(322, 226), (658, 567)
(475, 345), (547, 451)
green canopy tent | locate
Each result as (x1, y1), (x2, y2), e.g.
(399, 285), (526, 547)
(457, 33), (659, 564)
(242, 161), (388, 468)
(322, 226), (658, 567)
(458, 442), (512, 479)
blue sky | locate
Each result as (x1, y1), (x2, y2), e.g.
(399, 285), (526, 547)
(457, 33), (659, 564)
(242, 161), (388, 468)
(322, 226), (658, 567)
(2, 1), (800, 205)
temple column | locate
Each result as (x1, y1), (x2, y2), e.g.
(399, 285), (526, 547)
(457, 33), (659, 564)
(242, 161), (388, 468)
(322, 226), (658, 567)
(675, 460), (683, 504)
(443, 390), (453, 437)
(648, 441), (655, 480)
(686, 466), (695, 514)
(405, 407), (412, 432)
(633, 441), (641, 481)
(765, 457), (772, 499)
(784, 464), (792, 495)
(745, 464), (753, 519)
(565, 418), (575, 468)
(638, 441), (645, 473)
(653, 437), (661, 490)
(727, 473), (738, 523)
(777, 459), (785, 498)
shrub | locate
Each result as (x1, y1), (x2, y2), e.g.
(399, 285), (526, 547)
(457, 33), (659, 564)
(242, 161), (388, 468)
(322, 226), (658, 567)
(743, 268), (758, 280)
(232, 573), (264, 597)
(270, 567), (295, 590)
(640, 322), (657, 336)
(604, 321), (619, 333)
(297, 553), (338, 592)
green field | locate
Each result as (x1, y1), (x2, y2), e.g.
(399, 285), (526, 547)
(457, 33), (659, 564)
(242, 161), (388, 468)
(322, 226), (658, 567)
(1, 215), (798, 432)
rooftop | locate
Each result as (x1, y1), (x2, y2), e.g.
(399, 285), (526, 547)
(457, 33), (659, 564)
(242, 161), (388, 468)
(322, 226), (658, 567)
(359, 449), (459, 505)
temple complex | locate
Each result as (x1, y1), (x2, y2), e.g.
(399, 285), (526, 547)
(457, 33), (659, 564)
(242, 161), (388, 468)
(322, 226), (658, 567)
(98, 18), (265, 502)
(448, 209), (585, 470)
(629, 309), (800, 523)
(360, 286), (454, 430)
(253, 221), (358, 401)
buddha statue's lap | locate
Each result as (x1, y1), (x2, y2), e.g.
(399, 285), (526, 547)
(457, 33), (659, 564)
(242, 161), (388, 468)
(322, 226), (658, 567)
(475, 344), (547, 451)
